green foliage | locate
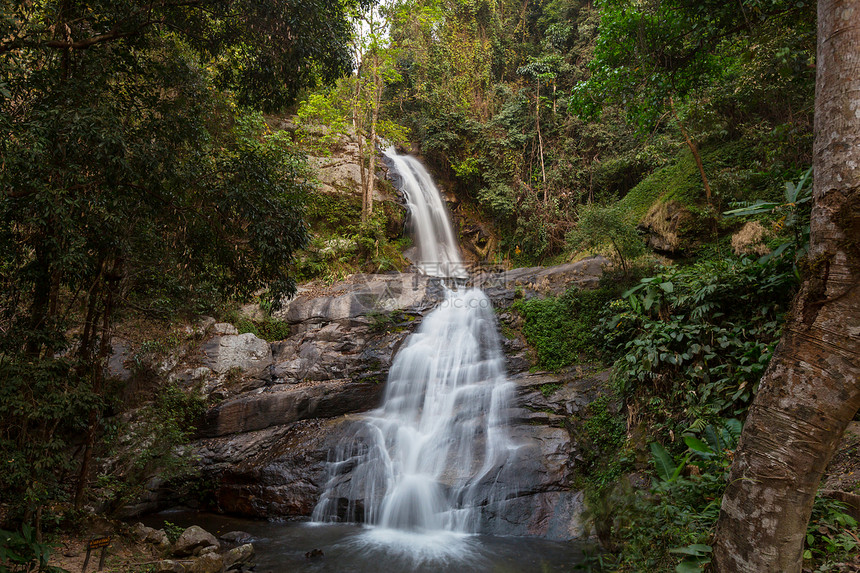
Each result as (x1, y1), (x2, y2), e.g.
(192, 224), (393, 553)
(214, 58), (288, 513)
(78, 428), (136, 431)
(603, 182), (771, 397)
(599, 255), (795, 424)
(804, 497), (859, 571)
(161, 521), (185, 545)
(586, 419), (738, 571)
(567, 204), (645, 273)
(571, 0), (815, 131)
(296, 88), (352, 156)
(579, 394), (629, 496)
(0, 0), (358, 518)
(725, 166), (813, 266)
(235, 317), (291, 342)
(513, 286), (615, 371)
(0, 524), (68, 573)
(97, 384), (206, 510)
(539, 383), (562, 398)
(0, 357), (97, 522)
(295, 191), (409, 282)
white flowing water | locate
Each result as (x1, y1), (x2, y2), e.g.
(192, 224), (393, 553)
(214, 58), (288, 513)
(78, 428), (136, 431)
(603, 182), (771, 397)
(312, 149), (519, 552)
(382, 147), (469, 279)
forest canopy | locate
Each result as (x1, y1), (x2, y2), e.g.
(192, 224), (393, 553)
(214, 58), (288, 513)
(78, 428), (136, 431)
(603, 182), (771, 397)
(0, 0), (364, 523)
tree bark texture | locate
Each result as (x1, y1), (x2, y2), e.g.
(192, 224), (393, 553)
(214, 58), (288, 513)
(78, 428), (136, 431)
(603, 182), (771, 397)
(712, 2), (860, 571)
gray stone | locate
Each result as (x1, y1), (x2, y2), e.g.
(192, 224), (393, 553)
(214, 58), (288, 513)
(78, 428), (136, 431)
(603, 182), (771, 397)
(200, 378), (384, 438)
(131, 522), (154, 543)
(147, 528), (170, 549)
(196, 316), (217, 334)
(107, 340), (133, 381)
(173, 526), (219, 557)
(277, 273), (438, 325)
(219, 531), (254, 544)
(187, 553), (223, 573)
(215, 417), (358, 517)
(153, 560), (187, 573)
(477, 256), (611, 306)
(480, 490), (588, 540)
(213, 323), (239, 335)
(222, 543), (255, 570)
(203, 333), (272, 377)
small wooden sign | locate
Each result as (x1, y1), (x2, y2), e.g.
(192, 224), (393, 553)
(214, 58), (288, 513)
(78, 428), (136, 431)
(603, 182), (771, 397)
(88, 537), (111, 550)
(82, 536), (110, 572)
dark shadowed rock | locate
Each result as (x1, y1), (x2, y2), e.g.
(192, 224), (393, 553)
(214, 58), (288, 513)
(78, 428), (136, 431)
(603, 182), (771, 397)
(216, 417), (359, 517)
(223, 543), (255, 570)
(219, 531), (254, 544)
(200, 379), (384, 438)
(173, 525), (219, 557)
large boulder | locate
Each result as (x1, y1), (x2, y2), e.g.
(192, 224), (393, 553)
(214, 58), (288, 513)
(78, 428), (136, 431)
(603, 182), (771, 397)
(478, 256), (611, 307)
(202, 333), (272, 379)
(200, 379), (384, 438)
(638, 200), (694, 255)
(275, 273), (441, 327)
(187, 553), (223, 573)
(173, 526), (219, 557)
(222, 543), (255, 571)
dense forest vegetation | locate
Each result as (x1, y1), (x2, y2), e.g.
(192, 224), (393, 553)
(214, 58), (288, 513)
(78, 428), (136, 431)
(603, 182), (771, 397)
(2, 0), (858, 572)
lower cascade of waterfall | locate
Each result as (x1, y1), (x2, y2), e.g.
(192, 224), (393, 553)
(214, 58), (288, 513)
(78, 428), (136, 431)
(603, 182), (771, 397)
(312, 287), (520, 537)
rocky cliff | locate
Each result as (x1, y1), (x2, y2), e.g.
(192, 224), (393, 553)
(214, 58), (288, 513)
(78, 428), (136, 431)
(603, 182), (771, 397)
(117, 258), (611, 541)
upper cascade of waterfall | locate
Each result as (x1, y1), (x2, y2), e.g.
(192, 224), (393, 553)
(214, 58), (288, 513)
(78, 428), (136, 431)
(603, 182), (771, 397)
(383, 147), (469, 280)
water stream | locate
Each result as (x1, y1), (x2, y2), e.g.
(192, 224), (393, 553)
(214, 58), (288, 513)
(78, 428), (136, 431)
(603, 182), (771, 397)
(311, 148), (523, 556)
(382, 147), (469, 279)
(142, 150), (588, 571)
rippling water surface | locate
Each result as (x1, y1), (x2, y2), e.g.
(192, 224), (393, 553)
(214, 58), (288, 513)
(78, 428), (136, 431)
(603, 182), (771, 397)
(144, 512), (590, 573)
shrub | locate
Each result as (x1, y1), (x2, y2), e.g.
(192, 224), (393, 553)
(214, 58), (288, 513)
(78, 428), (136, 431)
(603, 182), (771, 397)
(513, 286), (615, 371)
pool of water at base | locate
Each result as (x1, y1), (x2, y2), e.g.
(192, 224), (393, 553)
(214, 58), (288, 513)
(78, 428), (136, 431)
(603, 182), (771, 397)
(142, 511), (590, 573)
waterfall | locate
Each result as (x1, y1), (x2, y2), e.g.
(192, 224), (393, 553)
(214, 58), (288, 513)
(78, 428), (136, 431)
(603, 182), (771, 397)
(312, 148), (518, 536)
(382, 147), (469, 279)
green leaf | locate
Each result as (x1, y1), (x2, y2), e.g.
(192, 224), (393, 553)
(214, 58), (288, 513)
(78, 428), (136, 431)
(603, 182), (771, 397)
(723, 200), (777, 217)
(704, 425), (723, 454)
(676, 559), (710, 573)
(684, 436), (714, 455)
(659, 281), (674, 293)
(670, 544), (713, 556)
(650, 442), (676, 482)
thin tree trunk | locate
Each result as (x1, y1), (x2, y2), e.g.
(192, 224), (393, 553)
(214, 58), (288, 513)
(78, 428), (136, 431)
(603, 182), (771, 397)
(364, 49), (382, 223)
(536, 79), (547, 204)
(670, 97), (711, 205)
(74, 257), (123, 510)
(712, 2), (860, 570)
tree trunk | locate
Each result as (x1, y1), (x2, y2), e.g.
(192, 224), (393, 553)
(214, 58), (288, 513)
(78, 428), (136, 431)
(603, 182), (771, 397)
(536, 78), (547, 202)
(712, 2), (860, 571)
(670, 97), (711, 205)
(74, 256), (123, 510)
(364, 49), (382, 223)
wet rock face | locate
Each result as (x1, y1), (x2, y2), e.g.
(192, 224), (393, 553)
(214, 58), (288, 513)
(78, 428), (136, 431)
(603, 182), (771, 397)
(207, 369), (609, 541)
(213, 418), (360, 517)
(121, 262), (610, 541)
(477, 256), (611, 307)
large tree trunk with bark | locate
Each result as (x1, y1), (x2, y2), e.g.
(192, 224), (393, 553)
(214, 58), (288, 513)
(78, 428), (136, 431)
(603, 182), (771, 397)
(712, 2), (860, 571)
